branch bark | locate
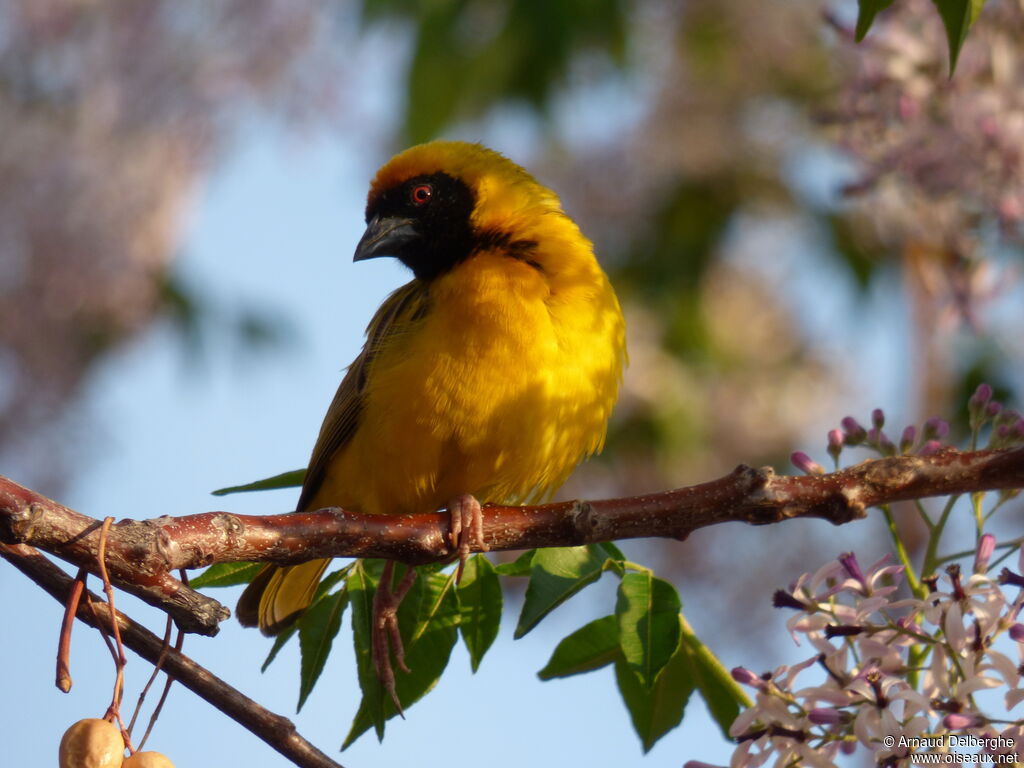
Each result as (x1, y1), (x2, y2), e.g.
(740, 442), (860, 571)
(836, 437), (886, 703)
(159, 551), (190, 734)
(2, 445), (1022, 635)
(0, 541), (345, 768)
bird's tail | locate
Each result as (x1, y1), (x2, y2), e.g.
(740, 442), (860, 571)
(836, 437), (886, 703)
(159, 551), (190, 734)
(236, 558), (331, 635)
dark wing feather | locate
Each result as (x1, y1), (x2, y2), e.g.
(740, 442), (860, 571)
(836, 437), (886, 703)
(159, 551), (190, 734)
(295, 280), (429, 511)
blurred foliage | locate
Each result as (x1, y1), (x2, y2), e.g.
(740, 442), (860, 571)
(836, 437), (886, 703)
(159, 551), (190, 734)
(362, 0), (628, 143)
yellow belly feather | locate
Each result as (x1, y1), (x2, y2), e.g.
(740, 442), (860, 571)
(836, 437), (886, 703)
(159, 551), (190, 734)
(309, 250), (624, 515)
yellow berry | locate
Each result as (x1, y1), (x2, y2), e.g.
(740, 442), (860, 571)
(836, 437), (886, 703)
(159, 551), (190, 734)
(58, 718), (124, 768)
(122, 752), (176, 768)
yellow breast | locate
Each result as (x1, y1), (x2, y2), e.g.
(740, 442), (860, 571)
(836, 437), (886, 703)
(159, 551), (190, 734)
(309, 246), (625, 516)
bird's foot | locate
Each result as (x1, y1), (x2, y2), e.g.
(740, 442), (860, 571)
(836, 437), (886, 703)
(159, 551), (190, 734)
(446, 493), (489, 583)
(371, 559), (417, 716)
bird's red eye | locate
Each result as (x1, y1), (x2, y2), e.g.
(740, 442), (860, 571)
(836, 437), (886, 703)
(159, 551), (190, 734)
(410, 183), (433, 206)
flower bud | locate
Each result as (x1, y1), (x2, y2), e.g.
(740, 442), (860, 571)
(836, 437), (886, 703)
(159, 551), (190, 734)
(808, 707), (842, 725)
(827, 429), (844, 462)
(899, 425), (917, 454)
(923, 417), (950, 441)
(792, 451), (825, 475)
(872, 408), (885, 429)
(974, 534), (996, 574)
(943, 712), (983, 730)
(970, 383), (993, 408)
(841, 417), (866, 445)
(730, 667), (762, 687)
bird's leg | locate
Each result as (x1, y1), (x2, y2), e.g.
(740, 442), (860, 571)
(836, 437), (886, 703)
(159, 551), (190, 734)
(371, 559), (417, 716)
(446, 493), (489, 583)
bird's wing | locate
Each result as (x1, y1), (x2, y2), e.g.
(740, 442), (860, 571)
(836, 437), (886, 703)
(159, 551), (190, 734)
(296, 280), (429, 512)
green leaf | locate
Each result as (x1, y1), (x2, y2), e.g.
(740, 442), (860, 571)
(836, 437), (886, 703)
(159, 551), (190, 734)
(514, 545), (613, 639)
(297, 588), (349, 711)
(212, 468), (306, 496)
(261, 567), (349, 674)
(538, 615), (621, 680)
(343, 560), (386, 745)
(614, 633), (696, 753)
(855, 0), (896, 41)
(679, 615), (751, 736)
(343, 562), (460, 748)
(189, 561), (263, 588)
(261, 624), (297, 672)
(932, 0), (987, 73)
(495, 549), (535, 576)
(616, 573), (682, 688)
(457, 554), (502, 672)
(598, 541), (627, 563)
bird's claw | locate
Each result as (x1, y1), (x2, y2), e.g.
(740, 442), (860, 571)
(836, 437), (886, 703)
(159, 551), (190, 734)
(371, 559), (417, 716)
(446, 493), (488, 583)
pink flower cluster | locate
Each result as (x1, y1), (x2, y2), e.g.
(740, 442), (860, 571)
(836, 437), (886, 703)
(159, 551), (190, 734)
(723, 546), (1024, 766)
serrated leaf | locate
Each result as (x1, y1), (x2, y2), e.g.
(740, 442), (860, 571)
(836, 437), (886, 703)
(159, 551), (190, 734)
(614, 634), (695, 753)
(297, 588), (348, 711)
(679, 615), (751, 736)
(514, 545), (612, 638)
(343, 559), (385, 745)
(262, 624), (297, 672)
(855, 0), (896, 41)
(457, 554), (502, 672)
(932, 0), (986, 73)
(211, 468), (306, 496)
(616, 573), (682, 689)
(343, 561), (460, 749)
(495, 549), (535, 576)
(538, 615), (621, 680)
(190, 561), (264, 588)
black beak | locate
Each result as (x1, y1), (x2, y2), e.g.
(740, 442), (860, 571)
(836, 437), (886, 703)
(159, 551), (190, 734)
(353, 215), (419, 262)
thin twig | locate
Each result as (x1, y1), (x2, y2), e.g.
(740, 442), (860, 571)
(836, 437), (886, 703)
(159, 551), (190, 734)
(96, 517), (133, 750)
(127, 614), (173, 738)
(136, 569), (189, 751)
(55, 567), (86, 692)
(0, 542), (346, 768)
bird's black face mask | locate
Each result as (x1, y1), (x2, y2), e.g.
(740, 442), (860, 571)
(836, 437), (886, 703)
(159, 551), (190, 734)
(355, 172), (476, 282)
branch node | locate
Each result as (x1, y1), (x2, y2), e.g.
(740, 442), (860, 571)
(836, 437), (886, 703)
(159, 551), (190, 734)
(732, 464), (769, 489)
(9, 500), (44, 540)
(571, 500), (594, 538)
(837, 488), (868, 523)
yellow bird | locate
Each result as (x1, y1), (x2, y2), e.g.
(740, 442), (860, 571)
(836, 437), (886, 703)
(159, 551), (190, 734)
(237, 140), (626, 692)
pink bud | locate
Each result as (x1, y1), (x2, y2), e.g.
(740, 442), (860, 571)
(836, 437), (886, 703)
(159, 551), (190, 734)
(808, 707), (842, 725)
(872, 408), (885, 429)
(924, 417), (950, 440)
(1009, 624), (1024, 643)
(792, 451), (825, 475)
(944, 712), (982, 730)
(971, 383), (993, 406)
(975, 534), (997, 574)
(730, 667), (762, 687)
(900, 425), (917, 454)
(841, 417), (866, 445)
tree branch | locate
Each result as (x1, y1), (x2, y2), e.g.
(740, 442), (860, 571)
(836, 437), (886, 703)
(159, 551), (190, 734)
(2, 446), (1022, 635)
(0, 541), (345, 768)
